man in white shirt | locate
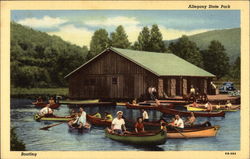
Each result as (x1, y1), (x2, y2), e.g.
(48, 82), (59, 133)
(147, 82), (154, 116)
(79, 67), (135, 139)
(39, 104), (53, 117)
(174, 115), (184, 129)
(141, 109), (149, 122)
(111, 111), (126, 134)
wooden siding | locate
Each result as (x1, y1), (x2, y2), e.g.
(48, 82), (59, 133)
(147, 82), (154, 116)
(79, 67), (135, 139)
(68, 50), (214, 99)
(68, 50), (158, 99)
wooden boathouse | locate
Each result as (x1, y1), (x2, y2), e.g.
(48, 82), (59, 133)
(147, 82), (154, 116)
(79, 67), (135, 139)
(65, 47), (215, 100)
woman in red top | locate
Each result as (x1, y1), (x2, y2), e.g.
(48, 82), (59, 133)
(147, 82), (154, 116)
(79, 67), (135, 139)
(135, 117), (145, 133)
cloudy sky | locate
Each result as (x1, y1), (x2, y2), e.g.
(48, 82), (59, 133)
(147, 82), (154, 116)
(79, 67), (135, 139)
(11, 10), (240, 48)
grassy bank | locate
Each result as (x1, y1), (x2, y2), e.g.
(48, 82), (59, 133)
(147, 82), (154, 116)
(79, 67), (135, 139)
(11, 87), (68, 99)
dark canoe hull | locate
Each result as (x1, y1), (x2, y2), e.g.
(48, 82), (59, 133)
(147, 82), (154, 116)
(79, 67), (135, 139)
(34, 114), (73, 121)
(87, 115), (111, 127)
(68, 125), (91, 133)
(105, 129), (167, 145)
(125, 103), (174, 110)
(157, 107), (225, 117)
(167, 126), (220, 139)
(33, 102), (60, 109)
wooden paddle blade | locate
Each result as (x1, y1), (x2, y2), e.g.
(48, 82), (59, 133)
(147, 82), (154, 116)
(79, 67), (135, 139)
(39, 122), (64, 130)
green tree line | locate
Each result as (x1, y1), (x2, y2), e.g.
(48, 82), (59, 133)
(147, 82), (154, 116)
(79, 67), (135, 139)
(11, 22), (240, 88)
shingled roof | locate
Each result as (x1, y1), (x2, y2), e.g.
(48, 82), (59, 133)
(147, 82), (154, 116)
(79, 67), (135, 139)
(65, 47), (215, 78)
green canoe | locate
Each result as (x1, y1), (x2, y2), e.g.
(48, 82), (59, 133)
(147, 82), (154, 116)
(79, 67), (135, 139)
(34, 113), (73, 122)
(105, 129), (167, 146)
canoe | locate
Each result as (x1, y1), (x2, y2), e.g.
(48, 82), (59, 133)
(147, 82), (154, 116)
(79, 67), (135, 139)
(167, 125), (220, 139)
(125, 103), (174, 110)
(157, 107), (225, 117)
(60, 99), (99, 104)
(143, 100), (191, 105)
(105, 128), (167, 145)
(32, 102), (60, 109)
(185, 104), (240, 112)
(186, 105), (239, 112)
(87, 114), (112, 127)
(34, 113), (73, 121)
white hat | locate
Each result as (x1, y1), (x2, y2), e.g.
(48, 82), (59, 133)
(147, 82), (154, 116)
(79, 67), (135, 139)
(116, 111), (123, 115)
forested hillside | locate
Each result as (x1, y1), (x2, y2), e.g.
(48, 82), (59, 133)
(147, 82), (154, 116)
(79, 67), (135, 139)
(11, 22), (88, 88)
(165, 28), (240, 63)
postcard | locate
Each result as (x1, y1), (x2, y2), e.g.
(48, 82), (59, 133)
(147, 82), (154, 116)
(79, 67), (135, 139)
(0, 1), (249, 159)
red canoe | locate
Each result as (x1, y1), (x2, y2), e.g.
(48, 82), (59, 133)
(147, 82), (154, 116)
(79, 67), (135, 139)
(32, 102), (60, 109)
(157, 106), (225, 117)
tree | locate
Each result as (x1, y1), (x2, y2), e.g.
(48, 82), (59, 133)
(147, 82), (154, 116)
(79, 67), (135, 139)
(135, 26), (151, 51)
(169, 35), (203, 67)
(110, 25), (130, 48)
(149, 24), (166, 52)
(202, 40), (230, 79)
(230, 56), (240, 80)
(89, 29), (109, 56)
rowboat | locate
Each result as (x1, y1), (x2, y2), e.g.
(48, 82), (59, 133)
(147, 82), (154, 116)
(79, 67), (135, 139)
(32, 102), (60, 109)
(167, 125), (220, 139)
(87, 114), (112, 127)
(185, 104), (240, 112)
(125, 103), (174, 110)
(105, 128), (167, 145)
(34, 113), (73, 121)
(157, 107), (225, 117)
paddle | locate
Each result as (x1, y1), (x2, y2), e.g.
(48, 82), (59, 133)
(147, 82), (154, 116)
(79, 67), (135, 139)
(39, 122), (64, 130)
(173, 127), (188, 139)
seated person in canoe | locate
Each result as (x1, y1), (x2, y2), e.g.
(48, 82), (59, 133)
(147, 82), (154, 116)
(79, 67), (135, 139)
(104, 112), (113, 121)
(173, 115), (184, 129)
(160, 119), (167, 131)
(36, 96), (43, 103)
(68, 107), (91, 129)
(205, 101), (213, 112)
(111, 111), (127, 135)
(39, 104), (54, 117)
(141, 109), (149, 122)
(132, 99), (138, 106)
(134, 117), (145, 133)
(185, 112), (196, 126)
(225, 100), (232, 109)
(49, 97), (55, 105)
(93, 112), (102, 118)
(168, 117), (176, 127)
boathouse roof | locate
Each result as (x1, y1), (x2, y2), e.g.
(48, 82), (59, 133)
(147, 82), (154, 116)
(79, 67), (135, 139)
(65, 47), (215, 78)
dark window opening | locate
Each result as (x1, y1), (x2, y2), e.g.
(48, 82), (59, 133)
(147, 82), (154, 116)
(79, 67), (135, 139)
(112, 77), (117, 84)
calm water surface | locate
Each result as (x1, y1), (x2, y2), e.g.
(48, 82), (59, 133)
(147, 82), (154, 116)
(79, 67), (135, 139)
(11, 98), (240, 151)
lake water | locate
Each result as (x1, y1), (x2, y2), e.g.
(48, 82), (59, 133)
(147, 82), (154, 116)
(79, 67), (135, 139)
(11, 98), (240, 151)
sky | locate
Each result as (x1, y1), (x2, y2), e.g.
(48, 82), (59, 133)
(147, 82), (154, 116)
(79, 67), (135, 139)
(11, 10), (240, 48)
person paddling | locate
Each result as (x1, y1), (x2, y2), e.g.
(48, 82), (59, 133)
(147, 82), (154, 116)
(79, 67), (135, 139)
(111, 111), (127, 135)
(39, 104), (54, 117)
(173, 115), (184, 129)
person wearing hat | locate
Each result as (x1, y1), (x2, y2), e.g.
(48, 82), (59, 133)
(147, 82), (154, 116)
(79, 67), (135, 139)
(111, 111), (126, 135)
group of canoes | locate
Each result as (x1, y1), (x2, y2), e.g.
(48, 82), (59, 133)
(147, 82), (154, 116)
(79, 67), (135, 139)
(32, 97), (239, 146)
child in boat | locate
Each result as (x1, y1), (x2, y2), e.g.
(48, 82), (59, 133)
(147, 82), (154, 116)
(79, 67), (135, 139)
(48, 97), (55, 105)
(104, 112), (113, 121)
(134, 117), (145, 133)
(168, 117), (176, 126)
